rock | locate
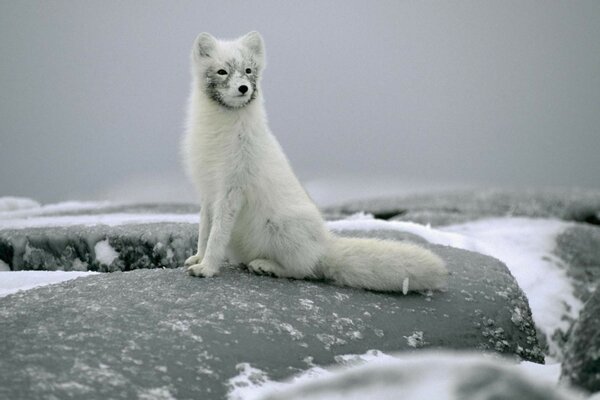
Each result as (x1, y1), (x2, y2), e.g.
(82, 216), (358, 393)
(561, 288), (600, 394)
(0, 223), (198, 272)
(252, 352), (581, 400)
(325, 188), (600, 226)
(0, 242), (543, 400)
(555, 225), (600, 303)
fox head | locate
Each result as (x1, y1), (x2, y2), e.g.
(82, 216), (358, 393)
(191, 31), (265, 109)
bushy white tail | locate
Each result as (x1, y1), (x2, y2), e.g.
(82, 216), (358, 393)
(320, 236), (448, 293)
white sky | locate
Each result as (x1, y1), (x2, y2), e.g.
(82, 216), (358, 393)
(1, 1), (599, 203)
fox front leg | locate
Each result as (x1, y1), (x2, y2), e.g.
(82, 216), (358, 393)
(184, 204), (211, 267)
(187, 188), (241, 277)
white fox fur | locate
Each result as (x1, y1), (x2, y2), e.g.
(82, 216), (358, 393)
(182, 32), (448, 292)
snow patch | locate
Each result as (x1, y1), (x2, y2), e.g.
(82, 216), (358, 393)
(0, 212), (198, 230)
(0, 271), (98, 298)
(327, 217), (471, 248)
(404, 331), (426, 348)
(94, 240), (119, 266)
(137, 387), (176, 400)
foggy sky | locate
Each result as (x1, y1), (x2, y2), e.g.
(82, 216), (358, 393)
(1, 1), (599, 204)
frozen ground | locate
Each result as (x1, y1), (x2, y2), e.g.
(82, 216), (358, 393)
(0, 195), (596, 398)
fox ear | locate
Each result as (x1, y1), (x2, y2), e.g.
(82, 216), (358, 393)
(240, 31), (265, 65)
(193, 32), (217, 60)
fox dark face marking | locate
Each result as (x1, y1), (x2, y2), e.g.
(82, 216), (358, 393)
(204, 57), (259, 109)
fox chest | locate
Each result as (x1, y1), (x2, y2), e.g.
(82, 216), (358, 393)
(195, 132), (262, 193)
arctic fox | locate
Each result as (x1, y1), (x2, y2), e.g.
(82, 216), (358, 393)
(182, 32), (448, 292)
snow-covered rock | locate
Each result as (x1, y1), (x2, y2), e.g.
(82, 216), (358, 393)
(561, 288), (600, 394)
(326, 188), (600, 226)
(0, 222), (198, 272)
(0, 242), (542, 400)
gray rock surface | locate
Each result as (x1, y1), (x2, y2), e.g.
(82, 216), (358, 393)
(325, 188), (600, 226)
(0, 243), (543, 400)
(555, 225), (600, 303)
(561, 288), (600, 394)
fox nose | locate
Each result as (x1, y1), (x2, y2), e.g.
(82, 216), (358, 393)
(238, 85), (248, 94)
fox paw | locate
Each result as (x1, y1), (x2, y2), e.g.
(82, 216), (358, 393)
(184, 253), (203, 267)
(187, 262), (219, 278)
(248, 259), (279, 277)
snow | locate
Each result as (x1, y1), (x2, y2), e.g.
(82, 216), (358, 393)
(0, 200), (108, 219)
(404, 331), (426, 348)
(227, 350), (576, 400)
(327, 216), (471, 248)
(0, 212), (198, 230)
(94, 240), (120, 266)
(0, 271), (98, 298)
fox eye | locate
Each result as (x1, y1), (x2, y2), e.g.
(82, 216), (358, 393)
(245, 68), (252, 74)
(217, 69), (228, 75)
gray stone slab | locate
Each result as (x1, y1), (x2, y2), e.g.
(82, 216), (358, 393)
(0, 244), (543, 400)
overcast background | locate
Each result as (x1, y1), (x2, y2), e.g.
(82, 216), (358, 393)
(1, 1), (599, 205)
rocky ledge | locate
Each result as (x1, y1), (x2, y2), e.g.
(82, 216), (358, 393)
(0, 240), (541, 399)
